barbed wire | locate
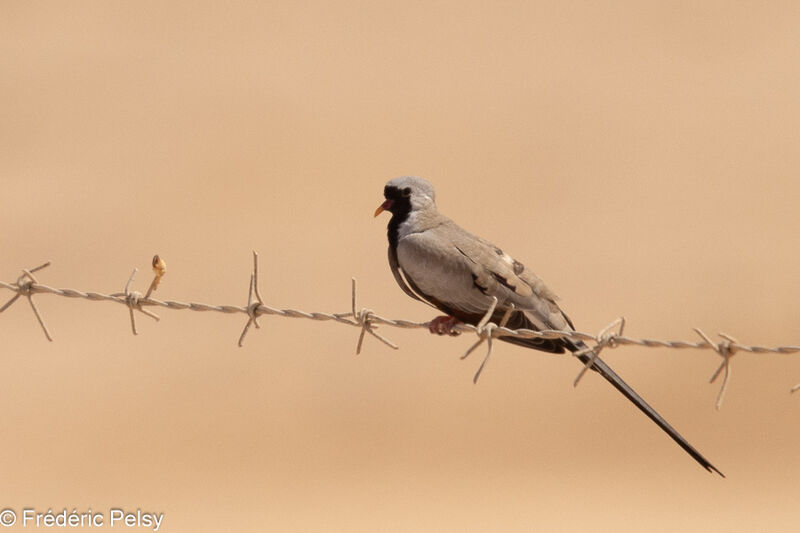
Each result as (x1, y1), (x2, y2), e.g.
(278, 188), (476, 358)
(2, 252), (799, 408)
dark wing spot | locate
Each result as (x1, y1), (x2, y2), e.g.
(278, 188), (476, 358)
(471, 273), (490, 294)
(491, 271), (518, 292)
(512, 260), (525, 275)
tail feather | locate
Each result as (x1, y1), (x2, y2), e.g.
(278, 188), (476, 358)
(488, 309), (722, 475)
(568, 340), (723, 476)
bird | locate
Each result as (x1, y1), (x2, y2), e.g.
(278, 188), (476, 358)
(374, 176), (723, 476)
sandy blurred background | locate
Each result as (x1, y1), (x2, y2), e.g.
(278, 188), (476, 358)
(2, 1), (800, 531)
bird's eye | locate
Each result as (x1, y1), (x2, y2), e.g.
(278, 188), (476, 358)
(402, 187), (412, 197)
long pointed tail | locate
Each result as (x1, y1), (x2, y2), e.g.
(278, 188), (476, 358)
(570, 340), (723, 476)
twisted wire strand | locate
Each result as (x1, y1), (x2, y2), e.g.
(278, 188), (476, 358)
(2, 254), (799, 407)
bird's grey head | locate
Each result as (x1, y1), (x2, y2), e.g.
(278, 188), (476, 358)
(374, 176), (437, 218)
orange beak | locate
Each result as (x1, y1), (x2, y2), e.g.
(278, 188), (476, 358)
(374, 199), (393, 217)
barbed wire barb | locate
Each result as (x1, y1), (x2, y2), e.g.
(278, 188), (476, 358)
(0, 261), (54, 341)
(460, 296), (497, 364)
(111, 268), (160, 335)
(463, 299), (518, 384)
(573, 317), (626, 387)
(350, 278), (398, 354)
(238, 251), (264, 347)
(3, 254), (800, 405)
(695, 328), (738, 409)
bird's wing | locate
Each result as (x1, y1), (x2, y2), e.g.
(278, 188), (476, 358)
(396, 220), (572, 332)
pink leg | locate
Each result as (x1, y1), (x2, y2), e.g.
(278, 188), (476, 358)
(428, 315), (462, 336)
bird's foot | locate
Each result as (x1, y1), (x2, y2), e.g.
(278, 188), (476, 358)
(428, 315), (462, 336)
